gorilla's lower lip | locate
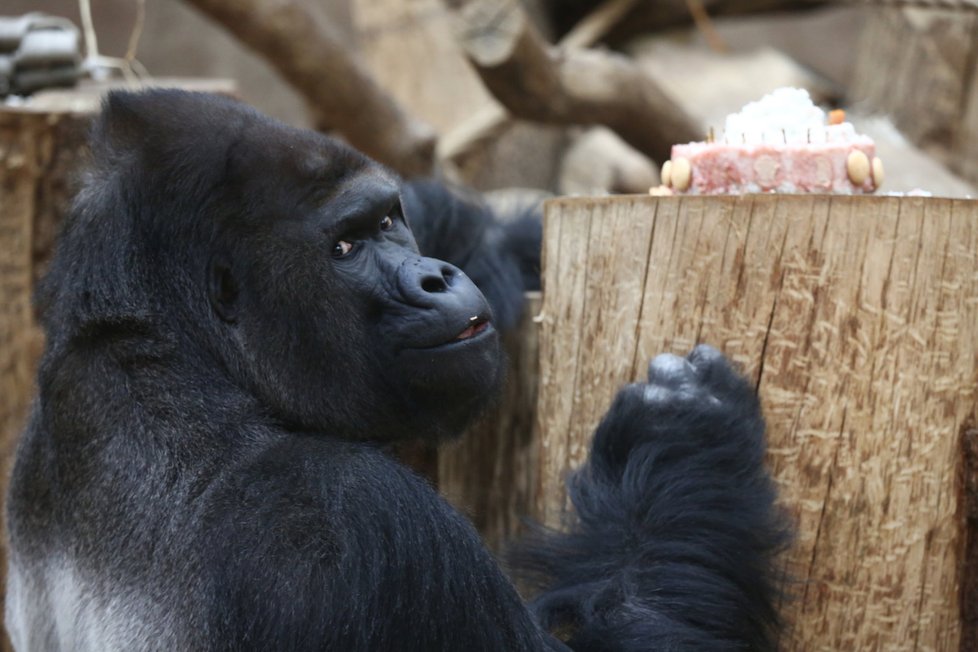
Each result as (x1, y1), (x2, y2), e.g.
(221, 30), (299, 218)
(397, 316), (495, 351)
(454, 318), (490, 341)
(411, 318), (494, 350)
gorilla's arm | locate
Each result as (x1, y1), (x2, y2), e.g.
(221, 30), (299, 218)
(401, 180), (541, 331)
(207, 348), (789, 652)
(512, 347), (791, 650)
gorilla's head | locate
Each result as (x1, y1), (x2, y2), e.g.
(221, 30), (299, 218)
(42, 90), (504, 441)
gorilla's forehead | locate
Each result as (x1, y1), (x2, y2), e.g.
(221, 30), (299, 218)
(232, 120), (371, 184)
(223, 118), (398, 217)
(324, 171), (401, 222)
(96, 90), (402, 227)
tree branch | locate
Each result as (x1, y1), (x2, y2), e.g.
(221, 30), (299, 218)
(457, 0), (702, 163)
(183, 0), (437, 177)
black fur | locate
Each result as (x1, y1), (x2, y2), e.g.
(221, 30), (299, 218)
(5, 90), (789, 652)
(513, 347), (790, 650)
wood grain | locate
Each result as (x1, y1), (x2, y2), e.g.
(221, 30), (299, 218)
(536, 194), (978, 650)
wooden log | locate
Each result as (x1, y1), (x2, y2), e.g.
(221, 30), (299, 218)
(457, 0), (702, 164)
(439, 293), (542, 552)
(351, 0), (568, 191)
(535, 194), (978, 650)
(549, 0), (829, 43)
(439, 0), (638, 167)
(352, 0), (493, 136)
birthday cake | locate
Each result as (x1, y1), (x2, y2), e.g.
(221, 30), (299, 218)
(657, 88), (884, 195)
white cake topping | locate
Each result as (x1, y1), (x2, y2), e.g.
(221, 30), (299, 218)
(721, 87), (858, 145)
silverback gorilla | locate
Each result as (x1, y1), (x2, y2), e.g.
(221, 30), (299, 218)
(5, 90), (789, 651)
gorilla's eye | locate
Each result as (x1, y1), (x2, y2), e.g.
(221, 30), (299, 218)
(332, 240), (354, 258)
(380, 215), (394, 231)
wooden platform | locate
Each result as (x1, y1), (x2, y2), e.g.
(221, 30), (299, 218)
(533, 194), (978, 651)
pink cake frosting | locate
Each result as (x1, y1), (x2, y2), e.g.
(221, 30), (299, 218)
(669, 138), (878, 195)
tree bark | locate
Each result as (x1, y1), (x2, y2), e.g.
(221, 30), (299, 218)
(439, 293), (541, 552)
(535, 194), (978, 650)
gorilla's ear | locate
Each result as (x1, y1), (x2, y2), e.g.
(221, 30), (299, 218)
(209, 256), (239, 324)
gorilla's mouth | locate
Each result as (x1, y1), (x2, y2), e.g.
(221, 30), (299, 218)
(400, 315), (495, 351)
(454, 316), (491, 341)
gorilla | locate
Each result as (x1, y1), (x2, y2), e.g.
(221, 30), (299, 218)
(5, 90), (789, 651)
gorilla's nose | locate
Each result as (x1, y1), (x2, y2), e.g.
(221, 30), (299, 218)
(396, 256), (483, 311)
(417, 260), (454, 294)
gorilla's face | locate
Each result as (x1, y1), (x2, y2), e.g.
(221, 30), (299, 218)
(193, 105), (504, 440)
(38, 89), (503, 443)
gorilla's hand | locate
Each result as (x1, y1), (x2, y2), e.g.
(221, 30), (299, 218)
(642, 344), (761, 428)
(586, 345), (764, 480)
(522, 345), (788, 650)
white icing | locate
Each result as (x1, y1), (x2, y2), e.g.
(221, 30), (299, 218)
(720, 87), (858, 145)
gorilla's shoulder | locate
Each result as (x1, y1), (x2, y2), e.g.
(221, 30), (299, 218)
(201, 436), (439, 540)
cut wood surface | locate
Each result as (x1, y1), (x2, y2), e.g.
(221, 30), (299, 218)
(439, 293), (541, 551)
(535, 194), (978, 650)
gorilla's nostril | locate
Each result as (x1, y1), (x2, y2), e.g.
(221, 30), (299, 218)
(399, 257), (465, 302)
(421, 266), (456, 293)
(421, 276), (447, 293)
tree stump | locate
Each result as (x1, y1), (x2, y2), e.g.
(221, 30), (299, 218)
(439, 293), (542, 552)
(535, 194), (978, 651)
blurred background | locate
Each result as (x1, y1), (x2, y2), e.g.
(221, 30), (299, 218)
(4, 0), (976, 197)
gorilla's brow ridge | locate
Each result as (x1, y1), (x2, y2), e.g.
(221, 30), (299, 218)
(302, 147), (373, 208)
